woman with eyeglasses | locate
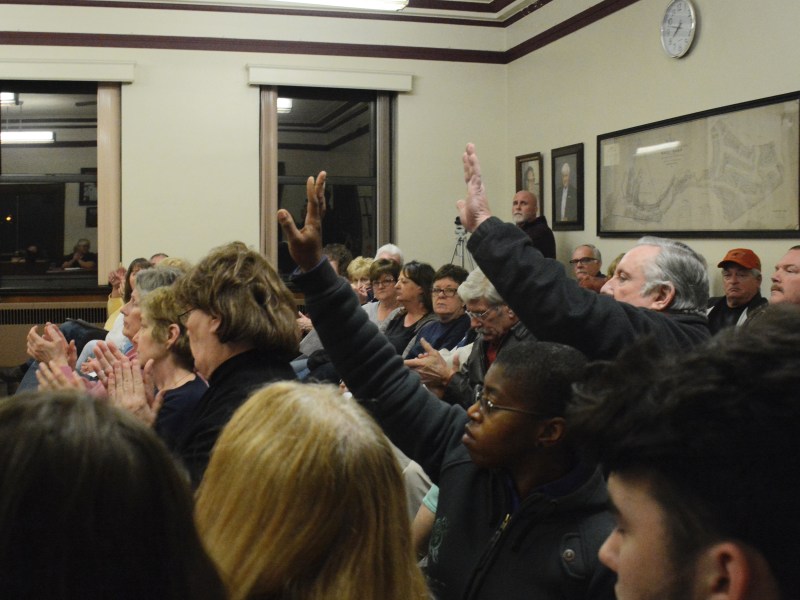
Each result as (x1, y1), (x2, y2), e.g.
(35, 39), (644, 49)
(363, 258), (402, 331)
(172, 241), (297, 487)
(406, 263), (472, 359)
(383, 260), (437, 357)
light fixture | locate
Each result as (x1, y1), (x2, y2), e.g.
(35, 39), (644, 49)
(635, 141), (681, 156)
(277, 97), (293, 114)
(1, 130), (56, 144)
(0, 92), (18, 105)
(269, 0), (407, 11)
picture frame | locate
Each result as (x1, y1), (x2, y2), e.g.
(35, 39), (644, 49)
(85, 206), (97, 228)
(79, 167), (97, 206)
(551, 143), (584, 230)
(515, 152), (544, 215)
(597, 91), (800, 237)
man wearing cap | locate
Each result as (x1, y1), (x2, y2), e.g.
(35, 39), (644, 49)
(707, 248), (767, 334)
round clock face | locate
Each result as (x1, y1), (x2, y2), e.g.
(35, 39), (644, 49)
(661, 0), (696, 58)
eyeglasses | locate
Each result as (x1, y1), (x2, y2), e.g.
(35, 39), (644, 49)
(177, 308), (196, 324)
(569, 257), (599, 265)
(474, 385), (548, 417)
(465, 305), (500, 322)
(432, 287), (459, 298)
(372, 278), (396, 288)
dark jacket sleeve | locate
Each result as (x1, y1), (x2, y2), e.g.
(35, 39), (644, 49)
(467, 217), (709, 360)
(294, 261), (470, 483)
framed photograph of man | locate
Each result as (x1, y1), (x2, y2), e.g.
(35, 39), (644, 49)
(515, 153), (544, 214)
(551, 144), (584, 231)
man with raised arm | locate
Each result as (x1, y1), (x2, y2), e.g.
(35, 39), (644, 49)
(459, 143), (710, 360)
(277, 173), (615, 600)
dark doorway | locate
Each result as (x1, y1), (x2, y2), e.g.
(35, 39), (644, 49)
(0, 183), (65, 265)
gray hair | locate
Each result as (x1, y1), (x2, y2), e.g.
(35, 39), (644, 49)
(457, 268), (504, 306)
(575, 244), (602, 263)
(561, 162), (571, 176)
(134, 266), (184, 300)
(374, 244), (403, 265)
(636, 237), (709, 315)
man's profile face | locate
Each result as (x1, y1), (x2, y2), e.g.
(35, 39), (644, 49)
(571, 246), (601, 279)
(600, 473), (691, 600)
(561, 167), (570, 188)
(466, 299), (515, 344)
(525, 169), (536, 193)
(462, 364), (539, 469)
(721, 263), (761, 308)
(601, 245), (664, 310)
(511, 192), (537, 225)
(770, 249), (800, 305)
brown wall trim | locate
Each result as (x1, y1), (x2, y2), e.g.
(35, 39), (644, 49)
(0, 0), (640, 65)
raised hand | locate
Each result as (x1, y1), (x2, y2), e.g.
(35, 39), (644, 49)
(277, 171), (327, 272)
(457, 143), (493, 232)
(108, 358), (157, 426)
(36, 360), (85, 391)
(26, 323), (69, 366)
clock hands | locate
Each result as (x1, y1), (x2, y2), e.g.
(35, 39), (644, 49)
(671, 22), (682, 40)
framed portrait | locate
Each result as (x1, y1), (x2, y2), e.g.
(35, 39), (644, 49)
(79, 167), (98, 206)
(597, 91), (800, 237)
(85, 206), (97, 228)
(515, 152), (544, 214)
(551, 143), (584, 230)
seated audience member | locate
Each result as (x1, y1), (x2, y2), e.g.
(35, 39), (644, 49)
(384, 261), (437, 357)
(27, 267), (183, 396)
(511, 189), (556, 258)
(195, 381), (428, 600)
(0, 390), (224, 599)
(570, 244), (607, 292)
(107, 286), (207, 451)
(347, 256), (373, 304)
(374, 243), (404, 265)
(707, 248), (767, 333)
(277, 174), (615, 600)
(296, 243), (352, 337)
(568, 309), (800, 600)
(406, 267), (531, 407)
(457, 143), (709, 360)
(769, 245), (800, 306)
(61, 238), (97, 270)
(363, 258), (402, 330)
(407, 264), (471, 358)
(173, 241), (297, 487)
(149, 251), (169, 264)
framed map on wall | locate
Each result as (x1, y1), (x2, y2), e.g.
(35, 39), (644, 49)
(597, 92), (800, 237)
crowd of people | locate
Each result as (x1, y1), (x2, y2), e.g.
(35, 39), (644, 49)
(0, 142), (798, 599)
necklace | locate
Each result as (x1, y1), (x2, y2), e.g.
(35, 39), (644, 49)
(163, 371), (194, 391)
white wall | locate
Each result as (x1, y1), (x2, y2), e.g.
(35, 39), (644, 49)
(505, 0), (800, 297)
(1, 0), (798, 292)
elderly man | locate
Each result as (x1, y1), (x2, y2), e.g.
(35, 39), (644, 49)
(511, 190), (555, 258)
(459, 143), (710, 360)
(571, 244), (607, 292)
(707, 248), (766, 333)
(569, 309), (800, 600)
(61, 238), (97, 270)
(278, 176), (615, 600)
(556, 162), (578, 222)
(405, 267), (532, 408)
(770, 245), (800, 305)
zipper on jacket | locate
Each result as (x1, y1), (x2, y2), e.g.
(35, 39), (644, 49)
(463, 513), (512, 599)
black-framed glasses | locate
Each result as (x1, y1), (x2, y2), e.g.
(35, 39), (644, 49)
(372, 277), (396, 288)
(569, 257), (599, 265)
(474, 385), (548, 417)
(432, 287), (459, 298)
(178, 308), (196, 325)
(465, 305), (500, 322)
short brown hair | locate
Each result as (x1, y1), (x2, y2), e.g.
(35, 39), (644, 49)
(176, 242), (297, 360)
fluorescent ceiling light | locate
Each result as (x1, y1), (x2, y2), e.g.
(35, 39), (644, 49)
(1, 130), (56, 144)
(277, 97), (293, 113)
(635, 141), (681, 156)
(0, 92), (18, 105)
(269, 0), (407, 11)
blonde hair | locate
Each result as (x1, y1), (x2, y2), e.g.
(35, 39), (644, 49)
(140, 286), (194, 371)
(175, 241), (298, 360)
(196, 382), (428, 600)
(346, 256), (373, 282)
